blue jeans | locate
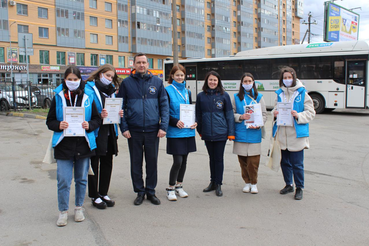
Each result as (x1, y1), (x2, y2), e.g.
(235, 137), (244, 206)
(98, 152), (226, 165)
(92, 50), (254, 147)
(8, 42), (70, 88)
(57, 158), (89, 211)
(281, 149), (304, 189)
(205, 140), (227, 185)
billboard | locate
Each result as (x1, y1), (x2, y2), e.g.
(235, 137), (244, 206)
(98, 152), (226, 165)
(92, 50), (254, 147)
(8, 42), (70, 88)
(324, 2), (360, 42)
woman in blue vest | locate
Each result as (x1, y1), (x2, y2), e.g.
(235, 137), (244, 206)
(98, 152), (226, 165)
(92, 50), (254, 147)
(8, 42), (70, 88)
(196, 71), (235, 197)
(165, 64), (197, 201)
(272, 67), (315, 200)
(233, 73), (267, 194)
(46, 66), (101, 226)
(85, 64), (123, 209)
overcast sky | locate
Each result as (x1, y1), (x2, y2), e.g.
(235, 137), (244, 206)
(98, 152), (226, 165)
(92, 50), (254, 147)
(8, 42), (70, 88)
(300, 0), (369, 43)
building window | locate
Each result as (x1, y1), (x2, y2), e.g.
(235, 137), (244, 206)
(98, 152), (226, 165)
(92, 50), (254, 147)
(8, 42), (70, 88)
(39, 50), (49, 64)
(148, 58), (153, 69)
(176, 5), (180, 12)
(91, 54), (98, 66)
(39, 27), (49, 38)
(90, 16), (98, 26)
(0, 47), (4, 63)
(57, 52), (65, 65)
(233, 21), (236, 27)
(106, 35), (113, 45)
(178, 45), (180, 52)
(233, 32), (236, 38)
(19, 55), (30, 64)
(106, 55), (113, 65)
(77, 53), (85, 66)
(90, 34), (98, 43)
(207, 49), (211, 56)
(233, 11), (236, 17)
(207, 25), (210, 31)
(118, 56), (125, 67)
(105, 2), (112, 12)
(207, 2), (211, 8)
(207, 14), (210, 20)
(207, 37), (211, 44)
(105, 19), (112, 29)
(18, 24), (29, 33)
(177, 18), (180, 26)
(89, 0), (97, 8)
(233, 42), (236, 48)
(38, 7), (48, 19)
(157, 59), (163, 69)
(17, 3), (28, 16)
(177, 32), (180, 39)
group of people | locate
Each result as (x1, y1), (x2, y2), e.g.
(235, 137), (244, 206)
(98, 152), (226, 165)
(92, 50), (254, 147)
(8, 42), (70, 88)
(46, 53), (315, 227)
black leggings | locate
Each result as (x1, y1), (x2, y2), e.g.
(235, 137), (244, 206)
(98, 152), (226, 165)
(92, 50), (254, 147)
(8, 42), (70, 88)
(169, 154), (188, 186)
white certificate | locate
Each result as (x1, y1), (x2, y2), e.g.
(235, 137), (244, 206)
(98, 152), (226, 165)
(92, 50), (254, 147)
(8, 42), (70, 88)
(277, 102), (293, 126)
(64, 107), (85, 137)
(103, 98), (123, 125)
(180, 104), (195, 128)
(244, 104), (264, 128)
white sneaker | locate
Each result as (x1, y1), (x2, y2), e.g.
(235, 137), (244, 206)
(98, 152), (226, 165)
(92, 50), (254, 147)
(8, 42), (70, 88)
(74, 207), (85, 222)
(175, 186), (189, 198)
(251, 184), (258, 194)
(166, 188), (177, 201)
(243, 183), (251, 193)
(56, 211), (68, 227)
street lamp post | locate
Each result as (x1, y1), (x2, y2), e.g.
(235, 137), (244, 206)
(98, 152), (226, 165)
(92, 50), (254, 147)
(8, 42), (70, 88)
(9, 21), (16, 82)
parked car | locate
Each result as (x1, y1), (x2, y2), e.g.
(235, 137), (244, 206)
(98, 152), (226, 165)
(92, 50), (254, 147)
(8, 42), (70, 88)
(29, 86), (54, 108)
(0, 84), (38, 111)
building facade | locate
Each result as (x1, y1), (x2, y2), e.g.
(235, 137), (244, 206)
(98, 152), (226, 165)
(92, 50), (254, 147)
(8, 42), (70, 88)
(0, 0), (303, 84)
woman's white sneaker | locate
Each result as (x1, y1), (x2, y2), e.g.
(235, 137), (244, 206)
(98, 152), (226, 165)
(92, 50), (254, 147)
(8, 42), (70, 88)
(175, 186), (189, 198)
(74, 207), (85, 222)
(251, 184), (258, 194)
(56, 211), (68, 227)
(166, 188), (177, 201)
(243, 183), (251, 193)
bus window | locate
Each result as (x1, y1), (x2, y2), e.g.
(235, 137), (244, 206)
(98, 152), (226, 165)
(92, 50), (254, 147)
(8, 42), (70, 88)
(270, 58), (299, 79)
(333, 60), (345, 84)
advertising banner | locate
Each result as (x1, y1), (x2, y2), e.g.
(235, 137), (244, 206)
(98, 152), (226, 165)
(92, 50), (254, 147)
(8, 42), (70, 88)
(324, 2), (359, 42)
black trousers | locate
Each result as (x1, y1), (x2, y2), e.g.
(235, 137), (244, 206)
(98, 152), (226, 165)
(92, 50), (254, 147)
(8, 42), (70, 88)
(127, 131), (159, 196)
(204, 140), (227, 185)
(169, 154), (188, 186)
(88, 153), (113, 199)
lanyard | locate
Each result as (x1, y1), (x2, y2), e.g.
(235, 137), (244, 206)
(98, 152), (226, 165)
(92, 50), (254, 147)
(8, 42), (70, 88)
(68, 90), (78, 107)
(244, 93), (257, 106)
(171, 84), (188, 103)
(281, 91), (299, 104)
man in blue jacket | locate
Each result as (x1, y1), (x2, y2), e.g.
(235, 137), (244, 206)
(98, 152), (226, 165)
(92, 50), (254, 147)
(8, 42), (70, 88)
(117, 53), (169, 206)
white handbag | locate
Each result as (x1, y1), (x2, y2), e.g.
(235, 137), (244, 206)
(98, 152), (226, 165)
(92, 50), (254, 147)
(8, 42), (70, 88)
(43, 134), (56, 164)
(265, 131), (281, 172)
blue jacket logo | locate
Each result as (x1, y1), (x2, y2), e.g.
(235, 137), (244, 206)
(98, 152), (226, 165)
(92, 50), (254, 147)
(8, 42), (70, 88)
(84, 98), (91, 107)
(216, 100), (224, 109)
(149, 86), (157, 95)
(295, 95), (302, 103)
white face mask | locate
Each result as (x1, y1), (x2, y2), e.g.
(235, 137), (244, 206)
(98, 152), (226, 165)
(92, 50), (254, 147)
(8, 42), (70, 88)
(100, 74), (112, 86)
(242, 83), (253, 91)
(283, 79), (293, 87)
(65, 80), (81, 91)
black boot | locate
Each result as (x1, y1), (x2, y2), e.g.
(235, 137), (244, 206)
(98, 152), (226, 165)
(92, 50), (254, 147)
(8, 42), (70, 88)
(215, 184), (223, 197)
(203, 182), (216, 192)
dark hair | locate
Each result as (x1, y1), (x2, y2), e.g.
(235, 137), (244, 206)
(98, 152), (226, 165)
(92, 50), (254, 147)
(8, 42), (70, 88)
(134, 53), (147, 63)
(202, 71), (224, 94)
(279, 66), (297, 87)
(237, 72), (258, 101)
(86, 64), (119, 87)
(63, 65), (84, 94)
(168, 64), (186, 84)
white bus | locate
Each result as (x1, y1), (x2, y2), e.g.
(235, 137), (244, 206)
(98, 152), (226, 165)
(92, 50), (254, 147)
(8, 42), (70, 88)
(164, 40), (369, 114)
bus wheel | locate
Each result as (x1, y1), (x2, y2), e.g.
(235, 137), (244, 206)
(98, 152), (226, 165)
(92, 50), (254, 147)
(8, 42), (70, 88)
(310, 94), (325, 114)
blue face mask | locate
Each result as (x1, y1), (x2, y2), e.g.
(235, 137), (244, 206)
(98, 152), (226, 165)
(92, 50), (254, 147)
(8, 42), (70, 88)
(100, 74), (112, 86)
(242, 83), (253, 91)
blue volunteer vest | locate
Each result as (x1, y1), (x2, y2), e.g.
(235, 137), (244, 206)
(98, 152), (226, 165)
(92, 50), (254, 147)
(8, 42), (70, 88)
(272, 87), (309, 138)
(52, 84), (97, 150)
(234, 90), (263, 143)
(165, 81), (195, 138)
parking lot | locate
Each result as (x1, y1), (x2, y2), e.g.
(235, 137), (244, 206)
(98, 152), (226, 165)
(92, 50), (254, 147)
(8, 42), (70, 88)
(0, 110), (369, 246)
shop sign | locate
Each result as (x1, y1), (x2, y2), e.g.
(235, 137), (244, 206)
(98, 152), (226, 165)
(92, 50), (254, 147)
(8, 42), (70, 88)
(116, 68), (131, 75)
(68, 52), (75, 65)
(79, 66), (98, 74)
(41, 66), (60, 71)
(0, 65), (27, 71)
(149, 69), (163, 76)
(7, 48), (18, 63)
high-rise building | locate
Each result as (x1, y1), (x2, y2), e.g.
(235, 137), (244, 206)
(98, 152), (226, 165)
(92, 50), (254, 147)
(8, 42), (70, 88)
(0, 0), (302, 83)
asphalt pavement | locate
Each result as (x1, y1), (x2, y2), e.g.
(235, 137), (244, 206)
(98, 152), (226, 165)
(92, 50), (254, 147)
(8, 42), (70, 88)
(1, 109), (369, 246)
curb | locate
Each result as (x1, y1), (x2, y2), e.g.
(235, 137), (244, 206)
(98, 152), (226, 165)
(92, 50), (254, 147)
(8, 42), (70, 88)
(0, 111), (47, 120)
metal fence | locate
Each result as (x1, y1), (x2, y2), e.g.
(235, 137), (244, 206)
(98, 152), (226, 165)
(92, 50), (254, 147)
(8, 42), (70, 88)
(0, 80), (56, 111)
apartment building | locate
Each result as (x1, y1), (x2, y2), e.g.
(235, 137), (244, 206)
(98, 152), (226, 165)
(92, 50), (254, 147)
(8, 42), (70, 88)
(0, 0), (303, 83)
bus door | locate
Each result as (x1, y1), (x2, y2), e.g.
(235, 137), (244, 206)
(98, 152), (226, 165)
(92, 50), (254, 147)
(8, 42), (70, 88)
(184, 66), (197, 102)
(346, 60), (366, 108)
